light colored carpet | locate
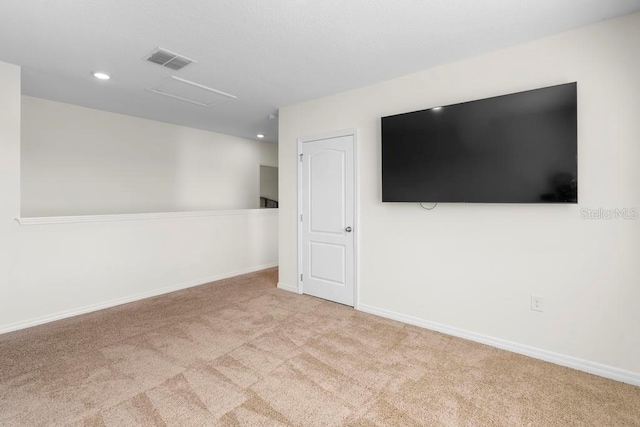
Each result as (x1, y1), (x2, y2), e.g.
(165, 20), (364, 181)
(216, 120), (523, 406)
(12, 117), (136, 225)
(0, 268), (638, 426)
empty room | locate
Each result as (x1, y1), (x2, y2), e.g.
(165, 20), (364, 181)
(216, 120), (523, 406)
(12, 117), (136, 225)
(1, 1), (639, 425)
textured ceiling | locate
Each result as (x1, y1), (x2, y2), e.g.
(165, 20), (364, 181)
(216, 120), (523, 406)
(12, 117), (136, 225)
(1, 0), (639, 143)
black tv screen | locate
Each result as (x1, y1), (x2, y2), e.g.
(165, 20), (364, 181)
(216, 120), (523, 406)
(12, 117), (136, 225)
(381, 83), (578, 203)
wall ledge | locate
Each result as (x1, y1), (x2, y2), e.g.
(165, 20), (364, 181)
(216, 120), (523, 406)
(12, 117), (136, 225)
(15, 208), (278, 226)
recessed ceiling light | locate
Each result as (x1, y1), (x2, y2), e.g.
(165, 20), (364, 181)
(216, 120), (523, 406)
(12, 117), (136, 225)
(432, 106), (443, 111)
(92, 72), (110, 80)
(257, 134), (265, 139)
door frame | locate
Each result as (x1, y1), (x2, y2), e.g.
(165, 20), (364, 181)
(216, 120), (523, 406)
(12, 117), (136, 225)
(297, 129), (359, 309)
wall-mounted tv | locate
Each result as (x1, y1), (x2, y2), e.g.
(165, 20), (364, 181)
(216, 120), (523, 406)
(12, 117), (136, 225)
(381, 82), (577, 203)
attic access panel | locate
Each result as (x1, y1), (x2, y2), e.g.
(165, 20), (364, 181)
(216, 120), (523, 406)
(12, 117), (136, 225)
(147, 76), (237, 107)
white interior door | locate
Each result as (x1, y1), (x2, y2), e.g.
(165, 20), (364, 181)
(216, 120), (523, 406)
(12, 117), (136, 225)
(300, 133), (355, 306)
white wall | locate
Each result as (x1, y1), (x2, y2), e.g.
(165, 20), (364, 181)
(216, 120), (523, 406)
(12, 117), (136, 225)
(21, 96), (278, 216)
(0, 64), (278, 333)
(0, 62), (21, 325)
(259, 143), (278, 169)
(279, 13), (640, 380)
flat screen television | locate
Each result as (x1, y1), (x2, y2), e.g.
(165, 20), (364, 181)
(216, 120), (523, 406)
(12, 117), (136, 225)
(381, 82), (578, 203)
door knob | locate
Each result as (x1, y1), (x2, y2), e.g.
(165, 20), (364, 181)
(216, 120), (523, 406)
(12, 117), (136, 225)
(345, 226), (352, 232)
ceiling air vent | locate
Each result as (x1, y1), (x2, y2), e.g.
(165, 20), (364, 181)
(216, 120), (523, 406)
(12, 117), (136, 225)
(145, 48), (195, 71)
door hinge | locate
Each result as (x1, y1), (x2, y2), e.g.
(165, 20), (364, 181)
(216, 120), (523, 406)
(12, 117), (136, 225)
(299, 153), (303, 162)
(300, 214), (303, 222)
(300, 274), (303, 281)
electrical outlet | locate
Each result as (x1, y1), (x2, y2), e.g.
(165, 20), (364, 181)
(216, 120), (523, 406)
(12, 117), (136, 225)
(531, 295), (544, 312)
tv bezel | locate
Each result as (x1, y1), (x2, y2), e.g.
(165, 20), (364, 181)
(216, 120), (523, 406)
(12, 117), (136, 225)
(380, 82), (578, 204)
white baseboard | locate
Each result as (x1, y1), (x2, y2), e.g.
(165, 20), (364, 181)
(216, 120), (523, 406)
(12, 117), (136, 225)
(358, 303), (640, 387)
(0, 262), (279, 335)
(277, 282), (299, 293)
